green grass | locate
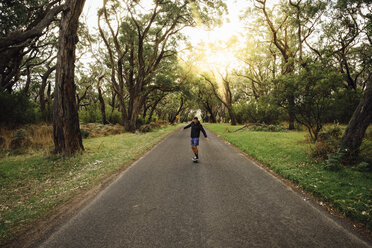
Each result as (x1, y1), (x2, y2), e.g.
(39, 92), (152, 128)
(206, 123), (372, 230)
(0, 125), (180, 245)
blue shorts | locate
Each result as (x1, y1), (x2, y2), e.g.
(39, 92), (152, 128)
(191, 138), (199, 146)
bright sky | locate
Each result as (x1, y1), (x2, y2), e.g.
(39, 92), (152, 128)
(81, 0), (254, 72)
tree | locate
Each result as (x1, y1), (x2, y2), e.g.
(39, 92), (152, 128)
(276, 62), (343, 141)
(203, 71), (237, 125)
(53, 0), (86, 155)
(96, 72), (108, 124)
(194, 79), (220, 123)
(339, 0), (372, 160)
(252, 0), (326, 129)
(0, 1), (64, 93)
(98, 0), (226, 131)
(340, 75), (372, 160)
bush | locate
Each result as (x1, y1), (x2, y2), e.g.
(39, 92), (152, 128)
(108, 109), (122, 125)
(136, 117), (146, 128)
(139, 124), (152, 133)
(234, 99), (283, 125)
(80, 129), (90, 139)
(79, 105), (102, 124)
(80, 123), (124, 138)
(0, 92), (38, 126)
(324, 152), (343, 171)
(251, 124), (287, 132)
(356, 161), (371, 172)
(139, 120), (169, 133)
(310, 125), (342, 163)
(156, 120), (169, 126)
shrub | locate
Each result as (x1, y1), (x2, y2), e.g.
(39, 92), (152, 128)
(79, 105), (102, 124)
(79, 123), (124, 138)
(324, 152), (343, 171)
(156, 120), (169, 126)
(356, 161), (371, 172)
(234, 99), (283, 125)
(139, 124), (152, 133)
(108, 109), (122, 125)
(310, 125), (342, 161)
(136, 117), (146, 128)
(139, 120), (169, 133)
(80, 129), (90, 139)
(251, 124), (287, 132)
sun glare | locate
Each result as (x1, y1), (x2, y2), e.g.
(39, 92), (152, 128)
(82, 0), (252, 73)
(199, 43), (241, 73)
(181, 0), (250, 73)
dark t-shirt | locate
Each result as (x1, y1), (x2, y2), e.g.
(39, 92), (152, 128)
(184, 122), (207, 138)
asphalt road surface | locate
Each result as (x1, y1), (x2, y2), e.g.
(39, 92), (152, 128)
(37, 129), (370, 248)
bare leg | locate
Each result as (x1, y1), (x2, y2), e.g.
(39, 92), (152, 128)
(191, 145), (198, 156)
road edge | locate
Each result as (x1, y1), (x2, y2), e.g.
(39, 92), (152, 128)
(6, 127), (179, 248)
(206, 127), (372, 245)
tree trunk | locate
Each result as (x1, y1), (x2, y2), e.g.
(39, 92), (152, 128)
(97, 74), (107, 124)
(227, 107), (237, 125)
(117, 94), (128, 128)
(205, 101), (216, 123)
(47, 81), (52, 122)
(169, 97), (184, 124)
(127, 95), (142, 132)
(24, 65), (31, 94)
(142, 102), (149, 120)
(97, 87), (107, 125)
(40, 65), (56, 121)
(52, 0), (85, 155)
(210, 113), (217, 123)
(340, 78), (372, 160)
(288, 96), (295, 130)
(148, 96), (163, 123)
(0, 47), (23, 93)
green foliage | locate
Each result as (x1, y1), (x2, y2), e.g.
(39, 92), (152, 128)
(108, 109), (122, 125)
(0, 92), (39, 126)
(0, 0), (52, 35)
(139, 125), (152, 133)
(310, 125), (342, 161)
(139, 120), (169, 133)
(80, 129), (90, 139)
(251, 124), (287, 132)
(136, 117), (146, 128)
(274, 62), (344, 141)
(356, 161), (371, 172)
(79, 105), (102, 124)
(325, 152), (343, 171)
(326, 89), (363, 124)
(234, 98), (283, 125)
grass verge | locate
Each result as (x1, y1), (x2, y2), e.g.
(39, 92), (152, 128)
(206, 123), (372, 231)
(0, 124), (180, 245)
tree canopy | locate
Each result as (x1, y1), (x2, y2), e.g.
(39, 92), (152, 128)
(0, 0), (370, 158)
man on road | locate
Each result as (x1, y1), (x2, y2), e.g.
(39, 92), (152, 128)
(182, 117), (208, 162)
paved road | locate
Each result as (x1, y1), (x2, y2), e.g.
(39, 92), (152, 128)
(37, 129), (370, 248)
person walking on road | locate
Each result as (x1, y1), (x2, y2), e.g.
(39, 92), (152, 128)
(182, 117), (208, 162)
